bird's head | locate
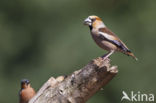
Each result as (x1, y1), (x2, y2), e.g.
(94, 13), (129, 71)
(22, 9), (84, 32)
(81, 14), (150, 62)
(21, 79), (30, 89)
(84, 15), (105, 30)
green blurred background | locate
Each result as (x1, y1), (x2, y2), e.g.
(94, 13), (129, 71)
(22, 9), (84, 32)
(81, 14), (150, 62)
(0, 0), (156, 103)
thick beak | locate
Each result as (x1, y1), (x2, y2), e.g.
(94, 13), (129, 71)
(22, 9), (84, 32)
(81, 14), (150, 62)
(84, 17), (92, 26)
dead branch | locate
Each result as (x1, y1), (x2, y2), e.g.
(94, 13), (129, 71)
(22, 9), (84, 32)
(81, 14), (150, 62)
(29, 57), (118, 103)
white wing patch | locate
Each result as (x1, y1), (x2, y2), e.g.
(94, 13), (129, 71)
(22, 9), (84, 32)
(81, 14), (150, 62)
(99, 32), (116, 40)
(99, 32), (130, 52)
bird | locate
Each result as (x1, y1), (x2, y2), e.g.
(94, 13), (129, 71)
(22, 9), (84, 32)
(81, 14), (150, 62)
(19, 79), (36, 103)
(84, 15), (137, 60)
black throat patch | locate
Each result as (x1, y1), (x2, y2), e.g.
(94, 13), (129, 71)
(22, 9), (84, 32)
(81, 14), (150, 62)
(89, 26), (93, 30)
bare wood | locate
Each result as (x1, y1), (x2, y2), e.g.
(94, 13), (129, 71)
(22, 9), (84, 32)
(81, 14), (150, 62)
(29, 57), (118, 103)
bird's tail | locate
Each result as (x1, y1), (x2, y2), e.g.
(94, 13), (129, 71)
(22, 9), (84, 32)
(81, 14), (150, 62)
(127, 52), (138, 61)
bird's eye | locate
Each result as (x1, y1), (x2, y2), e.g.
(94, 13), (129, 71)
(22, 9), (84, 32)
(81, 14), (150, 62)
(91, 18), (96, 22)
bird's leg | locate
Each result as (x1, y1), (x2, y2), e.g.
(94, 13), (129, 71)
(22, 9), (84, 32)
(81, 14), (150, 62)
(102, 50), (114, 60)
(102, 52), (109, 58)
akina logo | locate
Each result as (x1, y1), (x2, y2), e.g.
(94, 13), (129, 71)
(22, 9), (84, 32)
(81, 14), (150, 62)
(121, 91), (154, 102)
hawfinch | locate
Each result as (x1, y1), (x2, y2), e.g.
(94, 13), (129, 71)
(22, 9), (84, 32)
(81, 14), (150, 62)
(84, 15), (137, 60)
(19, 79), (36, 103)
